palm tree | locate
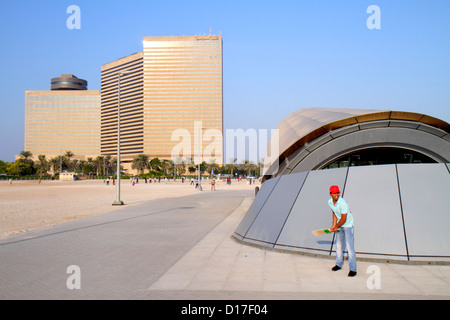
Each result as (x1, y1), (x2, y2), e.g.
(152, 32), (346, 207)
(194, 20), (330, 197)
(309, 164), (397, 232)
(155, 159), (174, 177)
(65, 151), (74, 162)
(201, 161), (208, 175)
(161, 159), (173, 176)
(178, 157), (188, 176)
(206, 159), (219, 176)
(132, 154), (149, 175)
(20, 150), (33, 160)
(149, 157), (162, 172)
(70, 159), (80, 173)
(84, 157), (95, 177)
(172, 157), (188, 177)
(49, 157), (60, 176)
(86, 157), (94, 169)
(77, 160), (86, 174)
(19, 150), (34, 169)
(226, 157), (237, 177)
(104, 155), (113, 175)
(93, 156), (104, 176)
(239, 160), (250, 176)
(108, 157), (123, 178)
(37, 155), (49, 178)
(240, 160), (257, 176)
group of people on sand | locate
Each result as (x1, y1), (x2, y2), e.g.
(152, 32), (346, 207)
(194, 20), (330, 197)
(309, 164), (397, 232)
(102, 176), (221, 190)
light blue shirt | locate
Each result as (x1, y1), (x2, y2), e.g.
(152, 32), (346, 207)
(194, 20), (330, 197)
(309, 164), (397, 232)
(328, 197), (354, 228)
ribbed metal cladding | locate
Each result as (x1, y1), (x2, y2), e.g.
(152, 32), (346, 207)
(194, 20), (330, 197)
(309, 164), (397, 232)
(235, 163), (450, 264)
(24, 90), (100, 158)
(264, 108), (450, 180)
(100, 36), (224, 166)
(100, 52), (144, 161)
(142, 36), (223, 163)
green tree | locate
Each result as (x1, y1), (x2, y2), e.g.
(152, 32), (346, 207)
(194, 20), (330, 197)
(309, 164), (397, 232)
(93, 156), (104, 175)
(84, 157), (95, 177)
(0, 160), (6, 174)
(37, 155), (49, 178)
(18, 150), (35, 172)
(173, 157), (187, 176)
(50, 157), (60, 176)
(132, 154), (149, 175)
(199, 161), (207, 174)
(149, 157), (162, 172)
(105, 155), (115, 176)
(63, 151), (74, 171)
(70, 159), (81, 173)
(19, 150), (33, 161)
(76, 160), (86, 174)
(82, 164), (94, 175)
(161, 159), (174, 176)
(206, 160), (219, 176)
(226, 157), (237, 177)
(6, 161), (33, 176)
(65, 150), (74, 161)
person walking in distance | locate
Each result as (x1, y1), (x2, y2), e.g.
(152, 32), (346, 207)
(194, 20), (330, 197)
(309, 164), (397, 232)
(328, 185), (357, 277)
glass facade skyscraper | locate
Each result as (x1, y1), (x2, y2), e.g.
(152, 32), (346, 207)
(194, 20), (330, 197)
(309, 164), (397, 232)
(143, 36), (223, 164)
(101, 35), (223, 169)
(100, 52), (144, 160)
(24, 90), (100, 158)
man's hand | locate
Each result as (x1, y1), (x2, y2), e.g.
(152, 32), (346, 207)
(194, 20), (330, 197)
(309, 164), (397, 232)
(331, 214), (347, 232)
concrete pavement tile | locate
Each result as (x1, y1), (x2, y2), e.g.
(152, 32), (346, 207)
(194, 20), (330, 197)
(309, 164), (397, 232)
(262, 280), (302, 292)
(4, 186), (449, 300)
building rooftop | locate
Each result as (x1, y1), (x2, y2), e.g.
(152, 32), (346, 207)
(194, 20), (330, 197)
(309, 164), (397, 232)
(50, 74), (87, 90)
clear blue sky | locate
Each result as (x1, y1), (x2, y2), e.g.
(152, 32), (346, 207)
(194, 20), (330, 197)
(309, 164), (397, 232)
(1, 0), (449, 162)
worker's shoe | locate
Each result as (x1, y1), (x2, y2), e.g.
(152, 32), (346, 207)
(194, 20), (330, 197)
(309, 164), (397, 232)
(331, 265), (342, 271)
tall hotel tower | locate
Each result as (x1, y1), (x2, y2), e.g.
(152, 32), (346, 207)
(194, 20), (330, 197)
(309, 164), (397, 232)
(25, 74), (100, 160)
(101, 52), (144, 160)
(101, 35), (223, 169)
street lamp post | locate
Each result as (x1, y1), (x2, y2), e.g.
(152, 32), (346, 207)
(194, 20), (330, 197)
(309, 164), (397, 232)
(112, 70), (133, 206)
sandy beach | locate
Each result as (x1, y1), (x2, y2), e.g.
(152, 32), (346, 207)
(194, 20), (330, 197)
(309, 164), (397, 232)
(0, 178), (258, 238)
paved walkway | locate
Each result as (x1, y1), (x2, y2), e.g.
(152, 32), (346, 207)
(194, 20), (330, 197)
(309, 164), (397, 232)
(1, 188), (449, 300)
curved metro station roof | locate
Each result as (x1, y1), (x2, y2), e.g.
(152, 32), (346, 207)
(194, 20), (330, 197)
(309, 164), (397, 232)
(237, 108), (450, 264)
(264, 108), (450, 179)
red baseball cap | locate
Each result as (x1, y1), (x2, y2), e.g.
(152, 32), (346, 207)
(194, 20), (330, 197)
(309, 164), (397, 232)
(329, 185), (340, 194)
